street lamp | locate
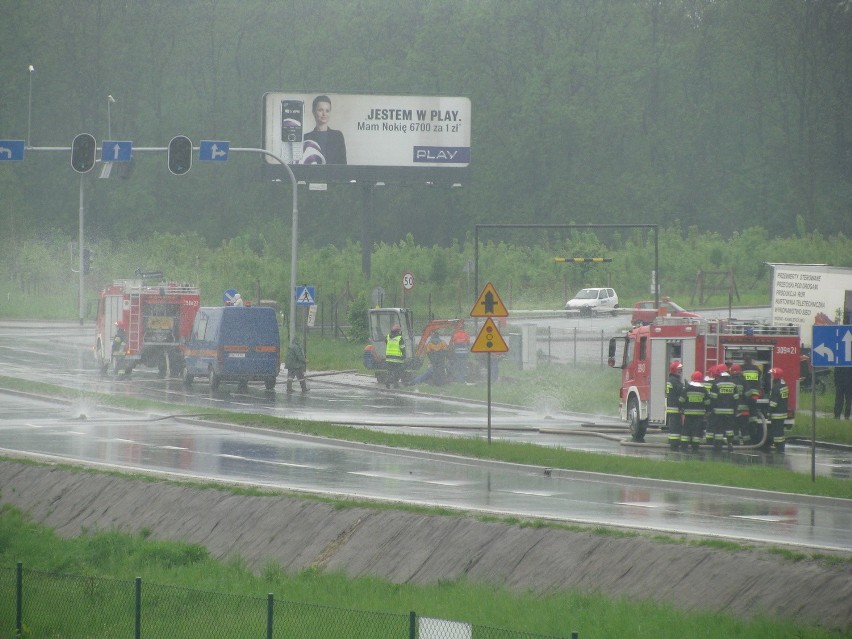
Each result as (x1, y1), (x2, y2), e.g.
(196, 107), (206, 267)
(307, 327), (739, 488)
(107, 95), (115, 139)
(26, 65), (34, 147)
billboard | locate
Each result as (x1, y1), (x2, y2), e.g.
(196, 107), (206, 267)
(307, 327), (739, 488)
(769, 263), (852, 346)
(261, 92), (471, 182)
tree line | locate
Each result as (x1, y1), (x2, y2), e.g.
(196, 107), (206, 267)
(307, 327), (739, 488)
(1, 0), (849, 252)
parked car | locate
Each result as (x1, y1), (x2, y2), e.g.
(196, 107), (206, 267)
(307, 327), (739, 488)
(631, 299), (700, 325)
(565, 287), (619, 316)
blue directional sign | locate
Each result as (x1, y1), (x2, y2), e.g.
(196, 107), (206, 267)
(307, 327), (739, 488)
(811, 325), (852, 367)
(0, 140), (25, 161)
(199, 140), (230, 161)
(101, 141), (133, 162)
(295, 286), (316, 307)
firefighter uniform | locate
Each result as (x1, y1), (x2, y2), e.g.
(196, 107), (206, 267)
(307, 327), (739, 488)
(680, 372), (710, 451)
(666, 363), (684, 450)
(766, 369), (789, 452)
(741, 356), (763, 444)
(729, 364), (749, 445)
(709, 368), (739, 449)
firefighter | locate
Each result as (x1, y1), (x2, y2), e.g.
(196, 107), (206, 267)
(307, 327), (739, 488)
(703, 365), (717, 444)
(741, 354), (763, 444)
(729, 363), (749, 445)
(766, 367), (789, 452)
(112, 320), (127, 355)
(384, 324), (406, 389)
(679, 370), (710, 452)
(285, 337), (308, 393)
(666, 360), (684, 450)
(709, 364), (739, 449)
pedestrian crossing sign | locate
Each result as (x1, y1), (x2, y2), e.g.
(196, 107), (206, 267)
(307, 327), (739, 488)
(471, 318), (509, 353)
(295, 285), (316, 306)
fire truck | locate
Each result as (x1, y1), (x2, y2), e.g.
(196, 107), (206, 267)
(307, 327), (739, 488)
(607, 316), (801, 442)
(95, 278), (201, 377)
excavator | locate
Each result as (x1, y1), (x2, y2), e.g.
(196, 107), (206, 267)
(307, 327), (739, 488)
(364, 308), (465, 385)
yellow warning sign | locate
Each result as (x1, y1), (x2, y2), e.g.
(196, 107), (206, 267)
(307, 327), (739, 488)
(471, 318), (509, 353)
(470, 282), (508, 318)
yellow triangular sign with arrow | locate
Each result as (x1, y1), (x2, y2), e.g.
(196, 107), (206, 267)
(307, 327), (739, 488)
(470, 282), (508, 317)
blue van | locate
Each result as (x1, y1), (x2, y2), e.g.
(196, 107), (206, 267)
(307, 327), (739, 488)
(182, 306), (280, 390)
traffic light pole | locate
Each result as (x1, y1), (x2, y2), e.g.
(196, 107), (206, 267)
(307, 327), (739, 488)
(230, 148), (299, 345)
(78, 173), (86, 326)
(28, 144), (300, 341)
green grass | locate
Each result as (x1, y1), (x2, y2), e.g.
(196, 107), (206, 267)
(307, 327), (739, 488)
(0, 504), (844, 639)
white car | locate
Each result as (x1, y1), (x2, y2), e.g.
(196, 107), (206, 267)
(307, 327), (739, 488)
(565, 287), (619, 316)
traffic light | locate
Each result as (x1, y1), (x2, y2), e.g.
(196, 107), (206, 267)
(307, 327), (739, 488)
(168, 135), (193, 175)
(71, 133), (97, 173)
(82, 248), (91, 275)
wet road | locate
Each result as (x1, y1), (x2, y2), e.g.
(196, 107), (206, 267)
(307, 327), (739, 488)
(0, 320), (850, 551)
(2, 391), (850, 552)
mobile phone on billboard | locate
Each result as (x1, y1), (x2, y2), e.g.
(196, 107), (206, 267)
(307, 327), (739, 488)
(280, 100), (304, 163)
(281, 100), (304, 143)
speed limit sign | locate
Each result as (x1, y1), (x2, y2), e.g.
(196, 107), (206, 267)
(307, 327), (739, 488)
(402, 272), (415, 291)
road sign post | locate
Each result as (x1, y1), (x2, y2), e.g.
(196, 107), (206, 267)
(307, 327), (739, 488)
(470, 283), (510, 443)
(809, 325), (852, 481)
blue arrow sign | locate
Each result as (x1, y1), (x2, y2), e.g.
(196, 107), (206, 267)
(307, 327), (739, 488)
(295, 286), (315, 306)
(101, 141), (133, 162)
(199, 140), (230, 161)
(811, 325), (852, 367)
(0, 140), (25, 161)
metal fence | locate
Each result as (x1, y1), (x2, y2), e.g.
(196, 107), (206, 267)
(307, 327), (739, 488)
(2, 563), (579, 639)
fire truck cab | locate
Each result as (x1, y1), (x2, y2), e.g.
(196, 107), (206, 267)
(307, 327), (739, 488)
(95, 279), (201, 377)
(607, 317), (801, 442)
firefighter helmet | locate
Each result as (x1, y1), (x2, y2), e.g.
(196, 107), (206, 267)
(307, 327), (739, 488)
(729, 363), (742, 374)
(769, 367), (783, 378)
(669, 361), (683, 374)
(691, 370), (704, 382)
(716, 364), (728, 375)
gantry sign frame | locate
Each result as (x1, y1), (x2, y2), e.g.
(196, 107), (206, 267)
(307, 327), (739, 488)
(473, 223), (660, 310)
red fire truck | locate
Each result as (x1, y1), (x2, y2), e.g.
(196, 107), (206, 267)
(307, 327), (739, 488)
(607, 316), (801, 441)
(95, 278), (201, 377)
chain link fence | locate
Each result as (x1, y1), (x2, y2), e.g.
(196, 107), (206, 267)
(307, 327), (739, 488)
(2, 563), (579, 639)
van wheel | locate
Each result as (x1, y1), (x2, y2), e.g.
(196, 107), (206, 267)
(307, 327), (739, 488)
(628, 397), (647, 442)
(265, 378), (276, 390)
(210, 370), (220, 391)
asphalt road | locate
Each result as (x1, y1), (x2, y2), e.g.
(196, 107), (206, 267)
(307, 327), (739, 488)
(0, 319), (850, 551)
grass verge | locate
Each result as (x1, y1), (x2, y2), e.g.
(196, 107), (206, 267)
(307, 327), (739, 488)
(0, 504), (844, 639)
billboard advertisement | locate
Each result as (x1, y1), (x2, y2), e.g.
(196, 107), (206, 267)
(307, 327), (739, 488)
(262, 92), (471, 173)
(769, 263), (852, 346)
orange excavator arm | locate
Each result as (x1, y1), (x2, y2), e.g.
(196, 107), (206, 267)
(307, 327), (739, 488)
(415, 319), (465, 358)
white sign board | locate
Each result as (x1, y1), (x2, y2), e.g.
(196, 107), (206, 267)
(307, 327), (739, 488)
(770, 264), (852, 346)
(262, 92), (471, 167)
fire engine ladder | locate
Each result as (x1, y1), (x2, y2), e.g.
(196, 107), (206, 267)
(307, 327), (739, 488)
(703, 330), (720, 373)
(127, 292), (142, 353)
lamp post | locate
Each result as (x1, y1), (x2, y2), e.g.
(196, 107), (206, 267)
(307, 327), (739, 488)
(26, 65), (34, 147)
(107, 95), (115, 139)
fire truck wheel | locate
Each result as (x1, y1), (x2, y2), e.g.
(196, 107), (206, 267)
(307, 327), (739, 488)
(157, 360), (168, 379)
(182, 369), (194, 387)
(209, 370), (221, 391)
(265, 378), (276, 390)
(627, 397), (647, 442)
(237, 380), (249, 391)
